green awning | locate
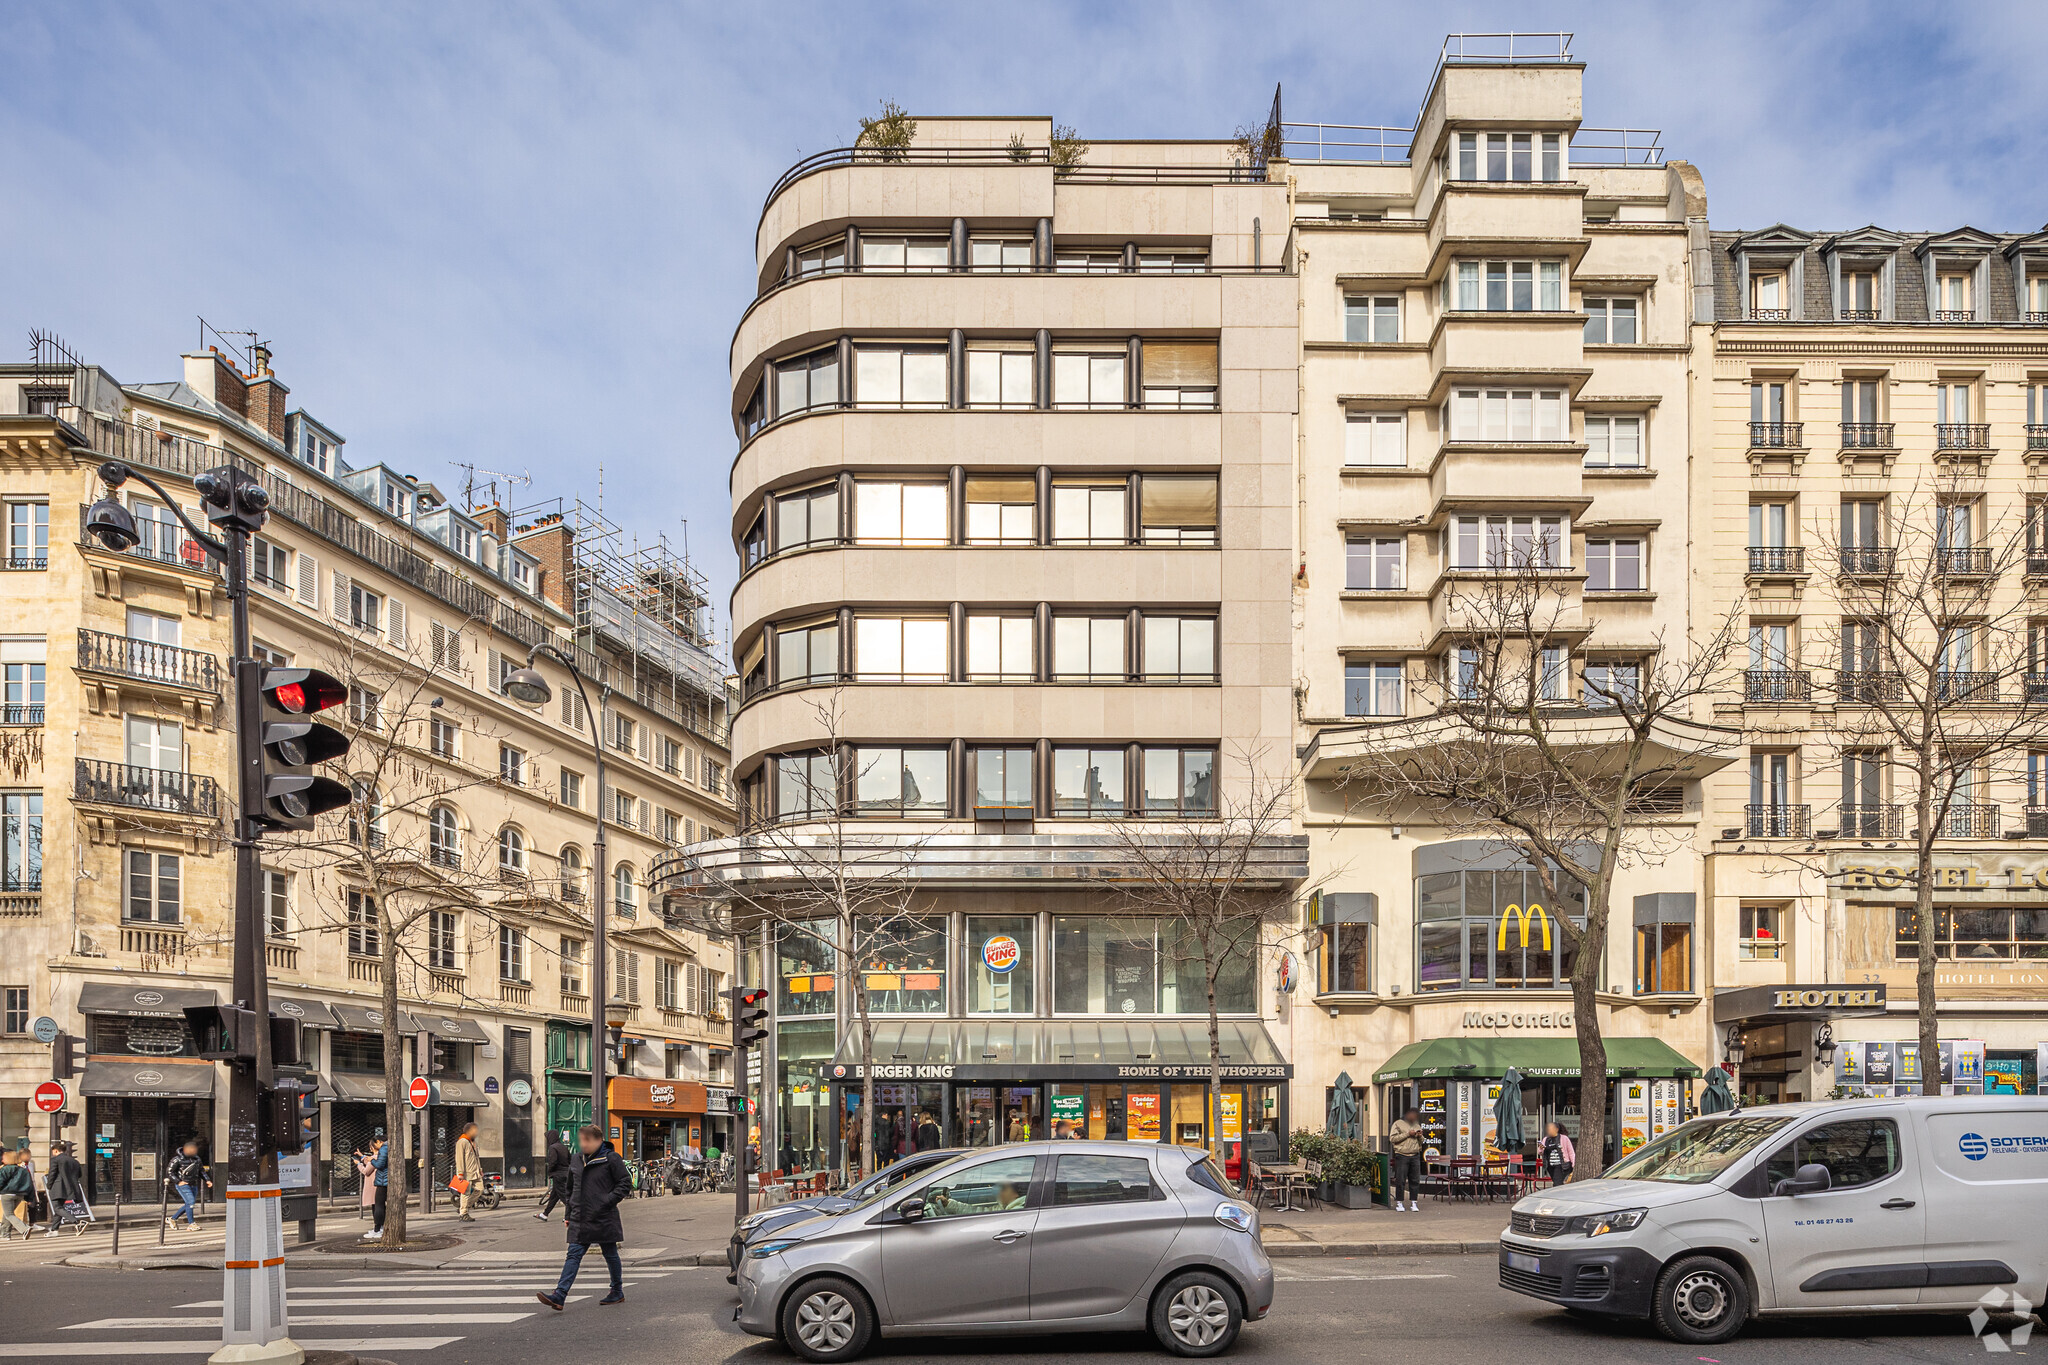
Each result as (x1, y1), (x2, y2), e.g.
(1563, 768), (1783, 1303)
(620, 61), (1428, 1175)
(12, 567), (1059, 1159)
(1372, 1037), (1701, 1084)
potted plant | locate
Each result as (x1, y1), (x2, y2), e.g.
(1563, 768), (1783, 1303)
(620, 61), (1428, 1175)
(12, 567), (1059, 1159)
(1321, 1139), (1383, 1209)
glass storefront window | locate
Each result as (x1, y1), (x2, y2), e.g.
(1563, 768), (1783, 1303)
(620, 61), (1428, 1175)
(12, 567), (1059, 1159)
(856, 916), (945, 1014)
(1053, 915), (1257, 1015)
(967, 915), (1035, 1014)
(778, 920), (837, 1017)
(1163, 921), (1256, 1014)
(1413, 866), (1587, 991)
(776, 1019), (836, 1172)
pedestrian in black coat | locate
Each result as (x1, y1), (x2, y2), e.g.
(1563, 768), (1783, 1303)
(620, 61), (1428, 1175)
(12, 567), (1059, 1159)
(535, 1136), (571, 1220)
(536, 1126), (631, 1310)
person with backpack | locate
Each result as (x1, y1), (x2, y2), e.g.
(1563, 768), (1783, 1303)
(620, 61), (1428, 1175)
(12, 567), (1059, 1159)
(1538, 1120), (1575, 1185)
(0, 1151), (33, 1239)
(535, 1134), (571, 1220)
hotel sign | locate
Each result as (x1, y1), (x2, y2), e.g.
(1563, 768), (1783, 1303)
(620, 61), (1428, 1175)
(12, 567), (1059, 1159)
(1833, 853), (2048, 895)
(1716, 982), (1888, 1023)
(1770, 988), (1882, 1010)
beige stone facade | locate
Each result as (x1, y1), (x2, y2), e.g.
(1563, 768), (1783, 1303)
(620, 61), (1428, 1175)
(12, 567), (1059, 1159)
(0, 345), (733, 1200)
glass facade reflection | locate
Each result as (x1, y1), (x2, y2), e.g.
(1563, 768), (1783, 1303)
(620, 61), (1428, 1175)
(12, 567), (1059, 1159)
(967, 915), (1035, 1013)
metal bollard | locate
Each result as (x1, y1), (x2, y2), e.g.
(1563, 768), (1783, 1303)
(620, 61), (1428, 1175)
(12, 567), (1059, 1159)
(110, 1189), (120, 1255)
(159, 1177), (170, 1246)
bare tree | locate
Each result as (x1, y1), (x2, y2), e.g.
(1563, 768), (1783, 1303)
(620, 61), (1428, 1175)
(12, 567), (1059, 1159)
(670, 690), (930, 1181)
(1802, 468), (2048, 1092)
(1102, 748), (1308, 1161)
(270, 626), (550, 1246)
(1334, 562), (1741, 1178)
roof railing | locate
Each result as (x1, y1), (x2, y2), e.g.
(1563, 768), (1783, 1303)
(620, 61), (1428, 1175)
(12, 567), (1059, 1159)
(1438, 31), (1574, 64)
(1571, 127), (1665, 166)
(1278, 123), (1414, 164)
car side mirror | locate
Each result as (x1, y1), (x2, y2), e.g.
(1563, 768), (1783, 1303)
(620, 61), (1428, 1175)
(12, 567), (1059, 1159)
(896, 1197), (925, 1222)
(1772, 1162), (1832, 1197)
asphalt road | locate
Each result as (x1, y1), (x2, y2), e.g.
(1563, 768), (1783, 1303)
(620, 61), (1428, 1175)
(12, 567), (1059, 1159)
(0, 1255), (2030, 1363)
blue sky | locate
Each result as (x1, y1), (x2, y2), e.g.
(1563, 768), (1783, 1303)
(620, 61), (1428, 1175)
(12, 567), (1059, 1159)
(6, 2), (2044, 648)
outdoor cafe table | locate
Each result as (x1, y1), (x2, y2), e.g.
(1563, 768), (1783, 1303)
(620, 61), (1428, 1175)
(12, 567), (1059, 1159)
(1261, 1162), (1312, 1212)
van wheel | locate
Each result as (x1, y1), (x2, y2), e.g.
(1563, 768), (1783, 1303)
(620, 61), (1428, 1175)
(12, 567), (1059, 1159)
(1651, 1256), (1749, 1345)
(1151, 1270), (1242, 1357)
(780, 1276), (874, 1363)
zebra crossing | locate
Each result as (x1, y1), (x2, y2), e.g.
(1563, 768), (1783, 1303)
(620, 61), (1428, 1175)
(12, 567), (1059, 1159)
(4, 1255), (679, 1358)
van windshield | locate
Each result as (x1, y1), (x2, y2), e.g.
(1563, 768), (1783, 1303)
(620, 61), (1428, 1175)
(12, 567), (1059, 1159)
(1603, 1115), (1795, 1185)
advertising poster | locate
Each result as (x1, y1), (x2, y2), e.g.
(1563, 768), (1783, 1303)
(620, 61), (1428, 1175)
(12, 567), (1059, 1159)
(1651, 1079), (1681, 1138)
(1217, 1092), (1242, 1142)
(1864, 1042), (1895, 1087)
(1897, 1042), (1921, 1091)
(1618, 1081), (1650, 1158)
(1452, 1082), (1474, 1158)
(1480, 1084), (1500, 1153)
(1050, 1093), (1086, 1128)
(2039, 1043), (2048, 1095)
(1938, 1041), (1954, 1086)
(1418, 1085), (1447, 1158)
(1952, 1040), (1985, 1092)
(1128, 1092), (1161, 1142)
(1835, 1040), (1864, 1087)
(1985, 1056), (2025, 1095)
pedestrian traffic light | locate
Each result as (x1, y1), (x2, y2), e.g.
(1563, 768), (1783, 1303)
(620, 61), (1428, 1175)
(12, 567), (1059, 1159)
(186, 1004), (260, 1061)
(732, 986), (769, 1049)
(262, 1086), (303, 1153)
(255, 666), (352, 831)
(51, 1029), (79, 1078)
(297, 1087), (321, 1152)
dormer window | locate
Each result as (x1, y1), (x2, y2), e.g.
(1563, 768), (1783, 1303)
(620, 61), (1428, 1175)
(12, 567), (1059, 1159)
(300, 430), (332, 475)
(1840, 270), (1878, 321)
(1935, 272), (1974, 322)
(2027, 275), (2048, 323)
(512, 558), (534, 592)
(1750, 272), (1789, 319)
(451, 523), (476, 560)
(383, 483), (409, 518)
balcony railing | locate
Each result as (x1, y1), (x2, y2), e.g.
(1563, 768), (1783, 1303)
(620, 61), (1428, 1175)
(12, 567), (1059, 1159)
(1837, 804), (1904, 839)
(1838, 547), (1896, 577)
(121, 924), (188, 957)
(1750, 309), (1792, 322)
(500, 981), (533, 1006)
(75, 759), (219, 818)
(1943, 803), (2002, 839)
(2028, 674), (2048, 704)
(1838, 309), (1881, 322)
(1933, 309), (1977, 324)
(2029, 424), (2048, 451)
(1935, 671), (1997, 703)
(348, 957), (381, 984)
(1840, 422), (1894, 448)
(76, 506), (221, 575)
(2029, 806), (2048, 837)
(1936, 423), (1992, 450)
(0, 891), (40, 918)
(2028, 555), (2048, 579)
(0, 703), (41, 725)
(77, 629), (221, 692)
(1935, 547), (1993, 576)
(1745, 669), (1812, 703)
(267, 942), (298, 973)
(2, 553), (47, 571)
(1746, 546), (1805, 574)
(1745, 804), (1811, 838)
(1749, 421), (1802, 449)
(1836, 670), (1904, 703)
(1843, 671), (1900, 703)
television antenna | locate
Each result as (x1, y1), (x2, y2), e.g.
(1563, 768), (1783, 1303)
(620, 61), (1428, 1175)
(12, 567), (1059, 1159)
(451, 461), (532, 509)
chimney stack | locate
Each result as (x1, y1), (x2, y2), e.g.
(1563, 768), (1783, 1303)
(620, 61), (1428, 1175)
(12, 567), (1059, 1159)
(244, 342), (289, 443)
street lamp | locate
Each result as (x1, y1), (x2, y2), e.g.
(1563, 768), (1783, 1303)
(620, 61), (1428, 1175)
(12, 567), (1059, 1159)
(502, 644), (615, 1139)
(1813, 1022), (1837, 1069)
(1723, 1023), (1748, 1068)
(84, 458), (302, 1365)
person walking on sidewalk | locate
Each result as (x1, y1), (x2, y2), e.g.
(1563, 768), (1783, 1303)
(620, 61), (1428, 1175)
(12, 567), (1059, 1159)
(165, 1140), (210, 1230)
(0, 1151), (33, 1239)
(1388, 1108), (1426, 1212)
(536, 1124), (630, 1311)
(1538, 1121), (1575, 1186)
(42, 1141), (86, 1236)
(454, 1122), (483, 1222)
(535, 1134), (570, 1221)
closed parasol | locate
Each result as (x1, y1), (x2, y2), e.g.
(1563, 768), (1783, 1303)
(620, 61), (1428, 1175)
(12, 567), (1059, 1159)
(1492, 1066), (1525, 1151)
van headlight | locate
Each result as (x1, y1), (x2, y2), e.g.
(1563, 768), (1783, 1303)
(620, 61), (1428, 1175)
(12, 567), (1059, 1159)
(1572, 1208), (1648, 1237)
(750, 1239), (802, 1259)
(1213, 1202), (1257, 1235)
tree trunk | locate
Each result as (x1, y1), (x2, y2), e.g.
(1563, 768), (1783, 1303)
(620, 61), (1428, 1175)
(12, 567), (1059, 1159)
(855, 974), (876, 1181)
(1568, 892), (1610, 1180)
(379, 899), (408, 1246)
(1915, 746), (1939, 1096)
(1205, 937), (1223, 1164)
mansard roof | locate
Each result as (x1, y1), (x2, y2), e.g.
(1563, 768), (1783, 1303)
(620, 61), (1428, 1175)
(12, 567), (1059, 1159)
(1914, 226), (2002, 257)
(1821, 225), (1905, 255)
(1730, 224), (1815, 253)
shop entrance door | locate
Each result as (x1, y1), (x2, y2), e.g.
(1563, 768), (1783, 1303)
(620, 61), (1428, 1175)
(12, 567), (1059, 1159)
(85, 1097), (212, 1204)
(870, 1082), (946, 1165)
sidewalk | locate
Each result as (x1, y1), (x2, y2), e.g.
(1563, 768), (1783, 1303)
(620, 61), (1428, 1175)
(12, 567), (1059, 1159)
(1259, 1196), (1511, 1257)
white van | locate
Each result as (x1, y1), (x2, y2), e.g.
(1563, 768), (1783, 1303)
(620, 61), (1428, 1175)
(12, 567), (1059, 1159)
(1498, 1096), (2048, 1343)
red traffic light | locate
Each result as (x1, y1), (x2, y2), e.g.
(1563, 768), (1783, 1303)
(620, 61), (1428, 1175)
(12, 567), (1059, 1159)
(263, 667), (347, 714)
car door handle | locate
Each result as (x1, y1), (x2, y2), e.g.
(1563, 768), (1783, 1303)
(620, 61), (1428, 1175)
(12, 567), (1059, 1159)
(992, 1228), (1028, 1244)
(1880, 1199), (1917, 1210)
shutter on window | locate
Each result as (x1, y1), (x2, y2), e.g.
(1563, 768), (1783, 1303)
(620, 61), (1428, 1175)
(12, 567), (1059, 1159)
(638, 799), (651, 831)
(331, 571), (349, 621)
(296, 553), (318, 609)
(387, 599), (407, 650)
(560, 687), (575, 728)
(637, 724), (652, 761)
(684, 818), (694, 845)
(1141, 340), (1219, 387)
(486, 649), (503, 694)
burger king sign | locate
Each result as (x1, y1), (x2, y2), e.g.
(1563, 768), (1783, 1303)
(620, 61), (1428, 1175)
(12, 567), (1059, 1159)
(982, 934), (1021, 974)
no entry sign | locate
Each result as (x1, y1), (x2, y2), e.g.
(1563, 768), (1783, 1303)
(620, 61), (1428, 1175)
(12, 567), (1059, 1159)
(32, 1080), (66, 1113)
(408, 1076), (431, 1110)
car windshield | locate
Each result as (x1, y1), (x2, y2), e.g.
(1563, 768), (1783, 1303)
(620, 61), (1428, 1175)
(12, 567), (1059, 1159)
(844, 1153), (968, 1212)
(1602, 1114), (1796, 1185)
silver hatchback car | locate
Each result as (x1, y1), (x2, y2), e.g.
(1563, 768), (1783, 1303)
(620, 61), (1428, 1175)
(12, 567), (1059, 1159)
(733, 1140), (1273, 1361)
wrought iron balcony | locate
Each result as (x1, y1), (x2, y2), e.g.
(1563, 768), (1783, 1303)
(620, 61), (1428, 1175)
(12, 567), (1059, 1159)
(2028, 806), (2048, 837)
(1837, 547), (1896, 577)
(1748, 421), (1802, 449)
(2028, 555), (2048, 579)
(1934, 671), (1997, 703)
(77, 629), (221, 692)
(75, 759), (219, 818)
(1839, 422), (1894, 448)
(1936, 423), (1992, 450)
(1746, 546), (1805, 575)
(1933, 309), (1977, 324)
(1836, 670), (1904, 703)
(1935, 547), (1993, 577)
(1838, 804), (1904, 839)
(1745, 804), (1811, 838)
(2030, 424), (2048, 451)
(1, 553), (47, 571)
(75, 506), (221, 575)
(1745, 669), (1812, 703)
(2028, 674), (2048, 704)
(1942, 803), (2002, 839)
(1750, 308), (1792, 322)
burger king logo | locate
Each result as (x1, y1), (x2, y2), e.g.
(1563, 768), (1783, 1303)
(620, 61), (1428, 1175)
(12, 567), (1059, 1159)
(982, 935), (1020, 974)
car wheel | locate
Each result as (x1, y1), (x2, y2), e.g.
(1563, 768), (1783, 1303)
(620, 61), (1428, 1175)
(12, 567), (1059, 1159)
(1650, 1255), (1749, 1345)
(780, 1275), (875, 1363)
(1150, 1270), (1243, 1357)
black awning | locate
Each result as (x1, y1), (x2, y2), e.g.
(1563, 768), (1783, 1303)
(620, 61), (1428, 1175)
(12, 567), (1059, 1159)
(329, 1003), (422, 1034)
(414, 1015), (491, 1043)
(331, 1074), (386, 1103)
(82, 1060), (216, 1099)
(270, 997), (340, 1029)
(828, 1019), (1291, 1082)
(78, 982), (219, 1020)
(433, 1079), (491, 1107)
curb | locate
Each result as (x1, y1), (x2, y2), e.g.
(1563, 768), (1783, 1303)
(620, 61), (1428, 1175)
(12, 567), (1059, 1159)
(62, 1248), (740, 1272)
(1262, 1239), (1496, 1257)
